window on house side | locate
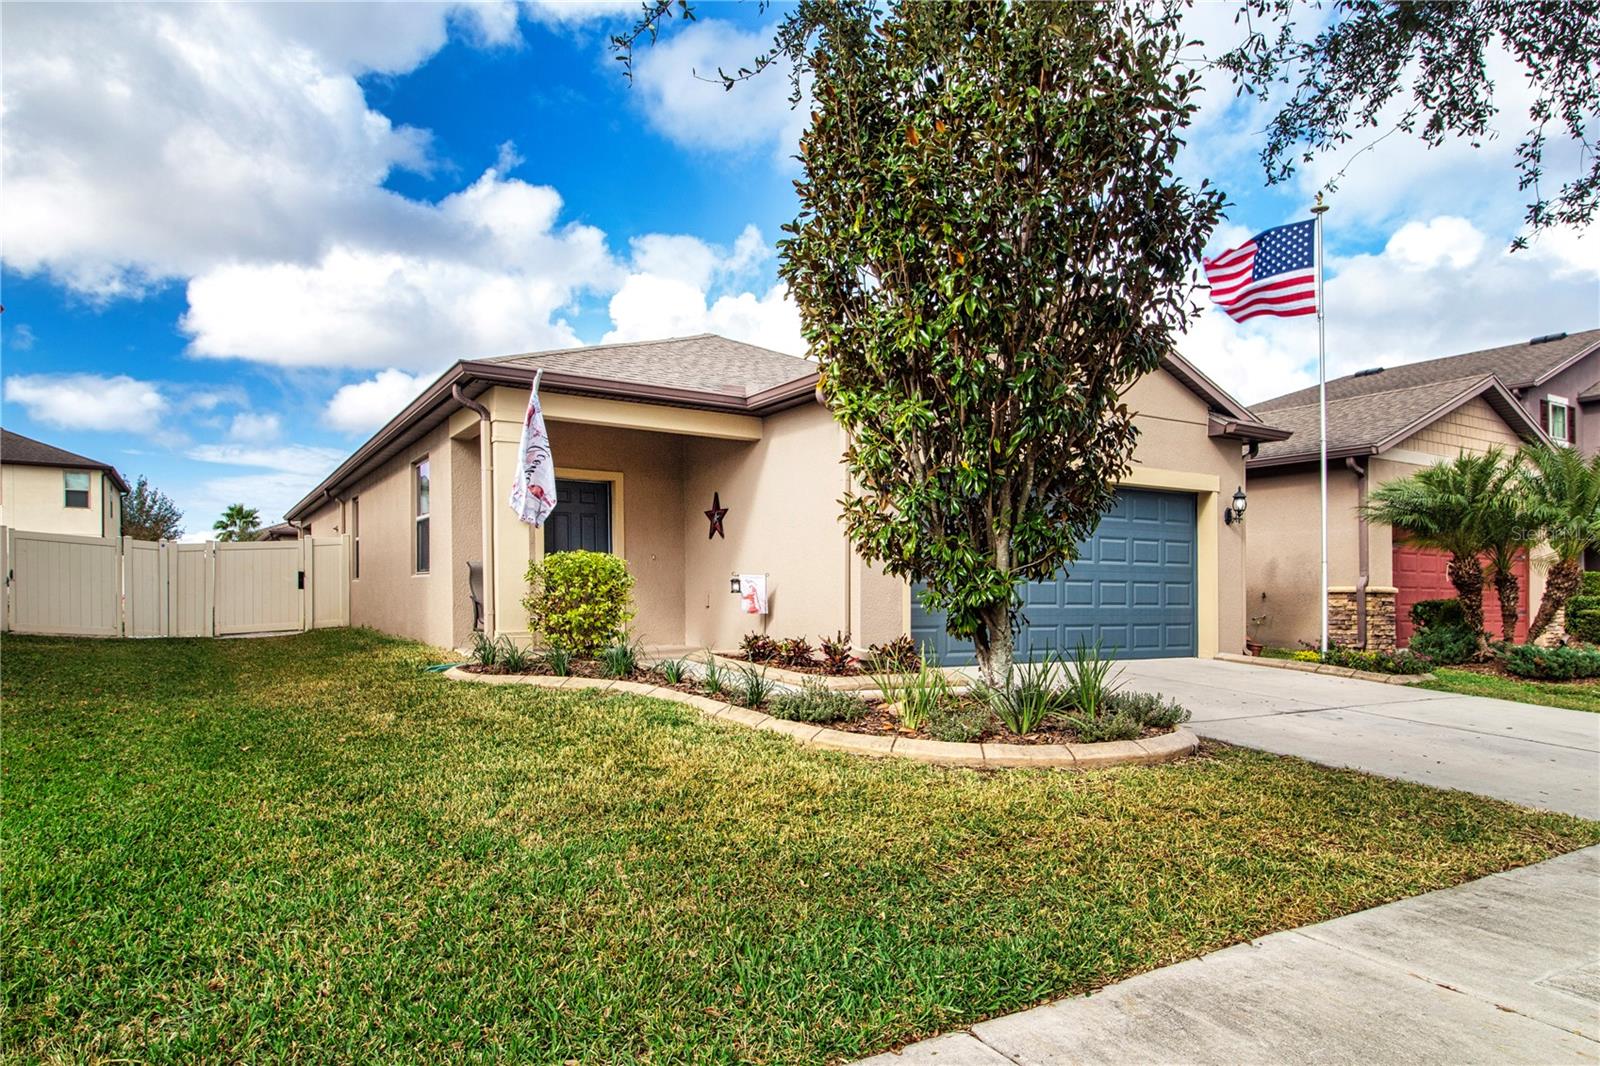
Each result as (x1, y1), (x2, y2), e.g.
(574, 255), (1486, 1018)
(64, 471), (90, 508)
(1548, 399), (1570, 445)
(414, 459), (430, 573)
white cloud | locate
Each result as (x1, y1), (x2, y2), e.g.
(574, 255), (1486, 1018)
(10, 325), (36, 351)
(1180, 218), (1599, 406)
(602, 228), (804, 354)
(4, 373), (168, 432)
(187, 443), (347, 477)
(629, 19), (808, 160)
(326, 369), (435, 433)
(178, 169), (619, 369)
(228, 411), (282, 444)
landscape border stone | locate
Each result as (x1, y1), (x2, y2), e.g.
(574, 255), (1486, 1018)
(441, 667), (1196, 769)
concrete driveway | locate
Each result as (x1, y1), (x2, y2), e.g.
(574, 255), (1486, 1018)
(1105, 658), (1600, 819)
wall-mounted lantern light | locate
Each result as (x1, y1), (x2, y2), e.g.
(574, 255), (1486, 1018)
(729, 575), (742, 595)
(1225, 485), (1247, 526)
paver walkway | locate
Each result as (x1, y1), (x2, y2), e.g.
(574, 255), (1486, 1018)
(857, 845), (1600, 1065)
(972, 657), (1600, 818)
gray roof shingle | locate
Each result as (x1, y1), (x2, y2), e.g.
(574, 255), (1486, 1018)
(1, 428), (128, 491)
(482, 334), (815, 397)
(1255, 328), (1600, 413)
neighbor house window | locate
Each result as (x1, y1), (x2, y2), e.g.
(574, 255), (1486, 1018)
(414, 459), (430, 573)
(1547, 396), (1571, 445)
(63, 471), (90, 508)
(352, 496), (361, 580)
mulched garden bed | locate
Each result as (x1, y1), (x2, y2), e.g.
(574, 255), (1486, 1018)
(827, 699), (1173, 745)
(459, 661), (1176, 746)
(724, 653), (862, 677)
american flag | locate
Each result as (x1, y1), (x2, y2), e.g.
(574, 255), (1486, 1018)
(1203, 219), (1318, 323)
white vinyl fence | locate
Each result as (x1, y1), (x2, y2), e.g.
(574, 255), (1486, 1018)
(0, 526), (349, 638)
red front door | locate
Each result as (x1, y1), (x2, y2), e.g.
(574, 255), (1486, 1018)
(1393, 540), (1529, 646)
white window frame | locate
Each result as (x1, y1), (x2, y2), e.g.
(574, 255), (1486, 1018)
(413, 458), (430, 574)
(63, 470), (91, 509)
(1548, 394), (1571, 445)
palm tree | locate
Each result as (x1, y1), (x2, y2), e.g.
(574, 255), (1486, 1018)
(1363, 449), (1511, 642)
(213, 503), (262, 542)
(1519, 444), (1600, 641)
(1477, 470), (1536, 642)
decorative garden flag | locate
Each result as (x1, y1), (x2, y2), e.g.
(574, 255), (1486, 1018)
(509, 376), (557, 527)
(739, 574), (768, 616)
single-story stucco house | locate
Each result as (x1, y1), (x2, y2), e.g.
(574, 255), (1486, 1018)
(0, 427), (127, 538)
(1244, 330), (1598, 652)
(286, 334), (1286, 662)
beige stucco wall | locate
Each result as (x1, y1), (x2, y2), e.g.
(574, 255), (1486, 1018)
(0, 464), (121, 538)
(304, 420), (458, 649)
(681, 402), (859, 650)
(1122, 369), (1249, 657)
(1246, 467), (1364, 648)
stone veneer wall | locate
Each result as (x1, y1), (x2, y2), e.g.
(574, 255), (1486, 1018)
(1328, 587), (1397, 651)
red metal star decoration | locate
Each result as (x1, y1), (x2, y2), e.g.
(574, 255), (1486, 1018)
(704, 492), (728, 539)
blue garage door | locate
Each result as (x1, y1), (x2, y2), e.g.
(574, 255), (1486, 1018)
(910, 488), (1197, 664)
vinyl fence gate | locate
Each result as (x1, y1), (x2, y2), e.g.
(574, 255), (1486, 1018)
(1, 526), (350, 638)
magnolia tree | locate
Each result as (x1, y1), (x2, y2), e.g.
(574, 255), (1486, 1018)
(784, 3), (1221, 682)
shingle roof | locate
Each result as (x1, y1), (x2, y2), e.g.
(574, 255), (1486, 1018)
(0, 428), (129, 491)
(1254, 328), (1600, 413)
(1254, 377), (1481, 461)
(482, 334), (814, 397)
(1580, 378), (1600, 403)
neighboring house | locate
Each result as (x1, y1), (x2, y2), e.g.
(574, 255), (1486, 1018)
(1243, 330), (1600, 651)
(0, 428), (127, 538)
(258, 522), (301, 541)
(286, 334), (1284, 661)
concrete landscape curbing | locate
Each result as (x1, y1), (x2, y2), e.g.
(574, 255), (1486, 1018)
(441, 667), (1198, 769)
(1215, 651), (1434, 685)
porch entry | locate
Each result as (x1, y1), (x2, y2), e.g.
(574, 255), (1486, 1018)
(545, 479), (612, 554)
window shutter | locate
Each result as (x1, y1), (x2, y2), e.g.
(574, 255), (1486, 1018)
(1569, 407), (1578, 444)
(1540, 399), (1549, 433)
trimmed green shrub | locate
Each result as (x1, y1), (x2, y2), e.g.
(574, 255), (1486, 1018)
(1290, 649), (1321, 662)
(1408, 623), (1478, 665)
(1581, 571), (1600, 596)
(1410, 598), (1466, 631)
(1065, 708), (1142, 743)
(1106, 690), (1191, 730)
(768, 683), (864, 723)
(1500, 643), (1600, 680)
(524, 550), (635, 656)
(1565, 594), (1600, 644)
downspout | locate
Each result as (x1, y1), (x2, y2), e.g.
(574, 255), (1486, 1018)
(453, 383), (496, 638)
(1346, 456), (1369, 649)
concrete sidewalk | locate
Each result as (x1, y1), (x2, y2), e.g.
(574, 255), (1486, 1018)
(1085, 658), (1600, 818)
(857, 846), (1600, 1065)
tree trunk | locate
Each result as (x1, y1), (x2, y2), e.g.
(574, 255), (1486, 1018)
(971, 600), (1015, 689)
(1530, 558), (1583, 642)
(1447, 553), (1487, 653)
(1492, 566), (1520, 645)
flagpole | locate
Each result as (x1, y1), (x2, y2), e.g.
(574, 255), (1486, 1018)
(1311, 193), (1331, 655)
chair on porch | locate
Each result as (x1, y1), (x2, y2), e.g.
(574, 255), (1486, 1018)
(467, 561), (484, 632)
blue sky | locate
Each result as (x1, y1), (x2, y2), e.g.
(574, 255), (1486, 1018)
(3, 1), (1596, 533)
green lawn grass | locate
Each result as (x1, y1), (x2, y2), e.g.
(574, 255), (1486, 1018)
(1418, 666), (1600, 713)
(5, 629), (1597, 1064)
